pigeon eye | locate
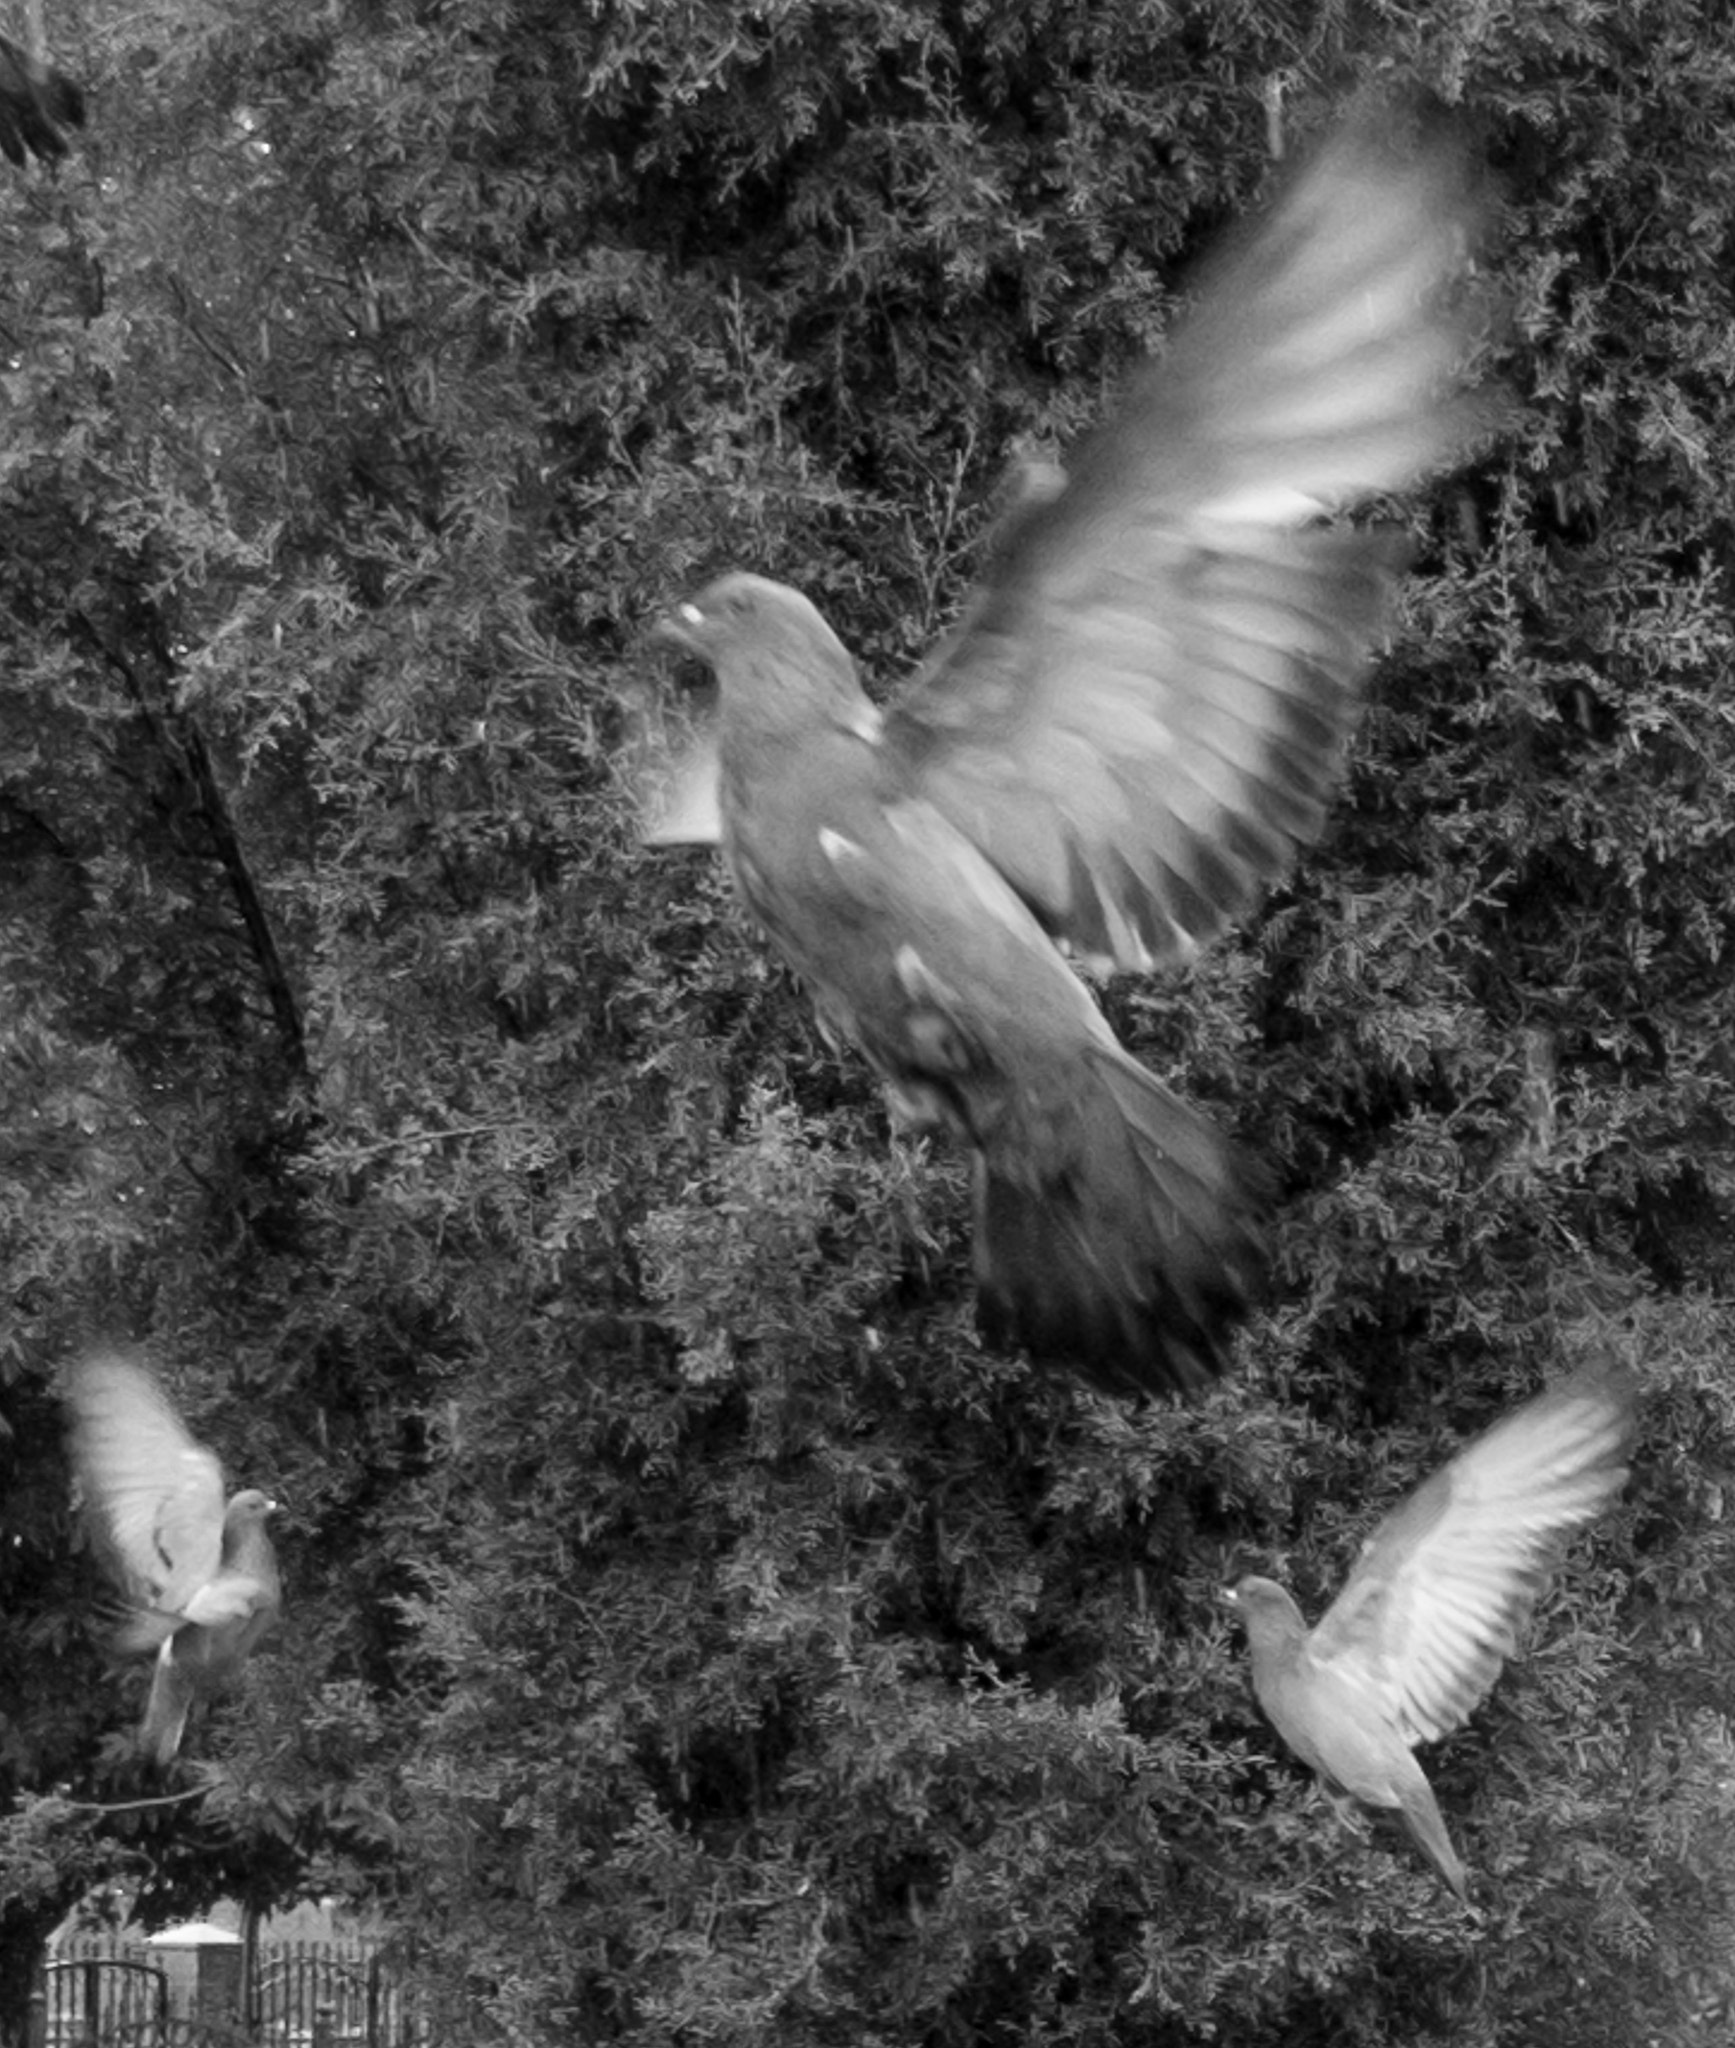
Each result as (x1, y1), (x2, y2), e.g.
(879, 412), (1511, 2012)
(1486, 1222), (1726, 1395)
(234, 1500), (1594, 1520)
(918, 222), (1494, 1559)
(678, 602), (704, 627)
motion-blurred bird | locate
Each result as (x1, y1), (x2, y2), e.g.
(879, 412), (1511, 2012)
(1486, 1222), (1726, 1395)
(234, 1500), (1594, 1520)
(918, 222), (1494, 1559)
(0, 30), (84, 168)
(65, 1349), (282, 1766)
(1224, 1360), (1637, 1899)
(644, 107), (1494, 1397)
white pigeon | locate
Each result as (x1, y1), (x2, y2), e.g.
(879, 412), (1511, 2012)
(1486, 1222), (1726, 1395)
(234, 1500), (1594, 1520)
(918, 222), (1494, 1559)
(1225, 1359), (1637, 1896)
(65, 1349), (282, 1765)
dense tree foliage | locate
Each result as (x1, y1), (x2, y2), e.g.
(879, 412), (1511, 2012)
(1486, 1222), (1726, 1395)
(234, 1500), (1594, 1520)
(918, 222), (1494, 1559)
(4, 0), (1735, 2043)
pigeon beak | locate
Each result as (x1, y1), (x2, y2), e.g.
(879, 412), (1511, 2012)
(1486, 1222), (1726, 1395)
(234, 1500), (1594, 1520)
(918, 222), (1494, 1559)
(1219, 1585), (1241, 1609)
(649, 602), (709, 659)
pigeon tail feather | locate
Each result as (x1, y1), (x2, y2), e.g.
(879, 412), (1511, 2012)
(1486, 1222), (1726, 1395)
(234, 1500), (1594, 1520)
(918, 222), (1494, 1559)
(974, 1043), (1266, 1398)
(140, 1644), (196, 1767)
(1395, 1770), (1470, 1902)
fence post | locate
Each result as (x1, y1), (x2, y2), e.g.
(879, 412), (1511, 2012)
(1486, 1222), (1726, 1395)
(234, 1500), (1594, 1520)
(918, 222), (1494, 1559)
(78, 1960), (99, 2048)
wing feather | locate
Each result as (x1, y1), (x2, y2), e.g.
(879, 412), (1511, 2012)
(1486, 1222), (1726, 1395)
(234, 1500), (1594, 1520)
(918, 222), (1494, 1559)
(1310, 1362), (1636, 1746)
(884, 108), (1495, 968)
(0, 32), (85, 168)
(65, 1351), (228, 1620)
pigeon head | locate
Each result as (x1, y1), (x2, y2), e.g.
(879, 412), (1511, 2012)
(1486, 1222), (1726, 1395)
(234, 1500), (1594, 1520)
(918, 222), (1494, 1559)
(1223, 1576), (1306, 1643)
(654, 573), (867, 740)
(225, 1489), (279, 1525)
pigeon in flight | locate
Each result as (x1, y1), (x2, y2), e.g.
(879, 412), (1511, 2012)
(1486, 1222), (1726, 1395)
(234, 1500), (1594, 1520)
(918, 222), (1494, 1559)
(1224, 1360), (1637, 1898)
(646, 106), (1494, 1396)
(65, 1349), (282, 1765)
(0, 30), (84, 168)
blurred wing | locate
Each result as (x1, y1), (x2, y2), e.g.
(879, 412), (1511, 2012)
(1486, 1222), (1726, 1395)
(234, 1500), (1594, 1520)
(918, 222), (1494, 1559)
(641, 728), (723, 845)
(884, 106), (1494, 968)
(1311, 1362), (1637, 1745)
(0, 31), (85, 168)
(65, 1352), (228, 1616)
(628, 678), (723, 847)
(184, 1568), (277, 1631)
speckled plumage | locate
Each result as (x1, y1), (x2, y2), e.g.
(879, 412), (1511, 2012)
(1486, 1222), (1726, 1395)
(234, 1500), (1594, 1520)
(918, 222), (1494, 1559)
(646, 107), (1494, 1396)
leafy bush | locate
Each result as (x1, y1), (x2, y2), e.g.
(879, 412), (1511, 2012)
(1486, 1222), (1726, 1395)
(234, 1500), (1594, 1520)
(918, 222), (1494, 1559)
(2, 0), (1733, 2042)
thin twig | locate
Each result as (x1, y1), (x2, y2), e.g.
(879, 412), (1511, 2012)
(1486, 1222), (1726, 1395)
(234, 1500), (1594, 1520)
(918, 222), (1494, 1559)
(58, 1786), (211, 1815)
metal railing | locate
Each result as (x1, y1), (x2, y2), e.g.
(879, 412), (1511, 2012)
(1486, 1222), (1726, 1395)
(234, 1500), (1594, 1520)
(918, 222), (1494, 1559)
(33, 1942), (423, 2048)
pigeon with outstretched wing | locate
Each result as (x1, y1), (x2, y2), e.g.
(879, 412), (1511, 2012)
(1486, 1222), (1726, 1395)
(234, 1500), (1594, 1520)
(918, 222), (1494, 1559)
(1224, 1359), (1637, 1898)
(646, 105), (1495, 1396)
(65, 1349), (281, 1765)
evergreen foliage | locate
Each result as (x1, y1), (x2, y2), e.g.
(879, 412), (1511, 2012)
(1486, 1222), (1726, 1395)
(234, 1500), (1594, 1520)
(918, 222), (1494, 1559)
(3, 0), (1734, 2042)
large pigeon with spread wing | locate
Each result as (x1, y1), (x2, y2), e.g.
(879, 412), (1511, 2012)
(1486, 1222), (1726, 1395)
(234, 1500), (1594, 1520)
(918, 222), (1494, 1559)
(65, 1349), (281, 1765)
(1225, 1360), (1636, 1897)
(0, 30), (83, 168)
(646, 107), (1493, 1396)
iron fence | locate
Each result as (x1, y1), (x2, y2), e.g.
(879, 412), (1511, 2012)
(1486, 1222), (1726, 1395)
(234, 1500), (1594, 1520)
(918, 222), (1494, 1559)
(38, 1940), (422, 2048)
